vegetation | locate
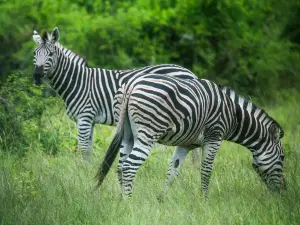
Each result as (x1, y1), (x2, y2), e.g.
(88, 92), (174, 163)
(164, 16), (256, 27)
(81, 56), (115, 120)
(1, 0), (300, 94)
(0, 0), (299, 224)
(0, 94), (300, 224)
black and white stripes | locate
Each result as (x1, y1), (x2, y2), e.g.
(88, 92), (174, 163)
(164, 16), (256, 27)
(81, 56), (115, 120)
(96, 74), (285, 197)
(32, 27), (197, 162)
(221, 86), (285, 191)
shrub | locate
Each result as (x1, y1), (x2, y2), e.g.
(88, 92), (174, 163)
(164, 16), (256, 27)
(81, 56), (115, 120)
(0, 73), (59, 156)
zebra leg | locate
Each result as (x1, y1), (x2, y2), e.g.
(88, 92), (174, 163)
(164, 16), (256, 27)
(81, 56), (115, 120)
(117, 106), (133, 190)
(165, 147), (189, 190)
(77, 118), (94, 163)
(201, 140), (221, 197)
(117, 140), (133, 191)
(191, 148), (201, 169)
(158, 146), (189, 200)
(121, 136), (157, 197)
(117, 117), (134, 189)
(88, 124), (94, 161)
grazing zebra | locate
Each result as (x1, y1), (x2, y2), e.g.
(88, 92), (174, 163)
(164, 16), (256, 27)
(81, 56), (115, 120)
(96, 74), (286, 197)
(32, 27), (198, 162)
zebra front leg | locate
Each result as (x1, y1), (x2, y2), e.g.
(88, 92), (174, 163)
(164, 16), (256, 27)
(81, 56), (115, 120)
(200, 140), (221, 198)
(77, 118), (94, 163)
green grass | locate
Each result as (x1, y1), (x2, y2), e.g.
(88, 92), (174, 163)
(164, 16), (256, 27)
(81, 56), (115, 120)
(0, 95), (300, 225)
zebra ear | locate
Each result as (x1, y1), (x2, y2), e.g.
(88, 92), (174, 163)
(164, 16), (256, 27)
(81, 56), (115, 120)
(270, 124), (281, 142)
(33, 30), (41, 44)
(279, 130), (284, 138)
(51, 27), (60, 43)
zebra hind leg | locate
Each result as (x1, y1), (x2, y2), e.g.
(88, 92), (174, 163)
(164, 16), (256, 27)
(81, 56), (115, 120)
(191, 148), (201, 169)
(200, 140), (221, 198)
(121, 134), (159, 198)
(157, 146), (189, 201)
(117, 115), (134, 191)
(117, 141), (133, 189)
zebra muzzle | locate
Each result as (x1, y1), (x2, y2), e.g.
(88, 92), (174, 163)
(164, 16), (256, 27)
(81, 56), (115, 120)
(32, 65), (44, 85)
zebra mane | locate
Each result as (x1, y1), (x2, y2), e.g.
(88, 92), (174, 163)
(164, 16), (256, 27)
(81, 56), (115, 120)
(219, 85), (284, 137)
(36, 29), (88, 66)
(55, 42), (88, 66)
(41, 30), (49, 42)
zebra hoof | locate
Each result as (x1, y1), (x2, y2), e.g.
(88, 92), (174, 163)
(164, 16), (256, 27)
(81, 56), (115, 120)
(121, 192), (132, 200)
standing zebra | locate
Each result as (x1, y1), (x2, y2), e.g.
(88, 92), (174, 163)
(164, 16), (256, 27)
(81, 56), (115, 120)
(96, 74), (286, 197)
(32, 27), (198, 162)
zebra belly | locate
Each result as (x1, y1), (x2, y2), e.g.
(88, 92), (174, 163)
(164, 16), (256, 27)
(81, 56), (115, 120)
(94, 114), (114, 125)
(157, 126), (205, 148)
(94, 109), (115, 125)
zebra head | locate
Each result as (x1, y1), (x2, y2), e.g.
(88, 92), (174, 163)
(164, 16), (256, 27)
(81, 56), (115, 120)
(32, 27), (60, 85)
(252, 123), (286, 192)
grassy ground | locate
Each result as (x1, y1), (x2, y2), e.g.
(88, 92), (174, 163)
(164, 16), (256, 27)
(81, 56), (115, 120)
(0, 94), (299, 225)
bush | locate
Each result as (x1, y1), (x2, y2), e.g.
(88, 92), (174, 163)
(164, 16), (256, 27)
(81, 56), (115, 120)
(0, 73), (60, 156)
(0, 0), (299, 96)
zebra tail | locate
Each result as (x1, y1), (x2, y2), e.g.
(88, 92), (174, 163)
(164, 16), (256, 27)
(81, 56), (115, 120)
(95, 92), (129, 189)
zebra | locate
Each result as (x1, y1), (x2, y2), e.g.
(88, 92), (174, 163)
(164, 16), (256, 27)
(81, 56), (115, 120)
(31, 27), (199, 163)
(95, 73), (286, 198)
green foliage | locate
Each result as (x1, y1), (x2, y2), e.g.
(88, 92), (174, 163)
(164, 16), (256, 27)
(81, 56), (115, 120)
(0, 0), (299, 96)
(0, 73), (61, 155)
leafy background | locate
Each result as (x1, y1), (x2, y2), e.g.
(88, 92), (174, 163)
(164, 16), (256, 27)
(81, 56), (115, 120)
(1, 0), (300, 94)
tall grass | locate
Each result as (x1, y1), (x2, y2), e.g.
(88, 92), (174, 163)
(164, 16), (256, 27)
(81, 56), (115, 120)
(0, 94), (299, 225)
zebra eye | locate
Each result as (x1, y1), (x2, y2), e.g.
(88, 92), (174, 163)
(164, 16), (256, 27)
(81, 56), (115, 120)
(49, 52), (54, 57)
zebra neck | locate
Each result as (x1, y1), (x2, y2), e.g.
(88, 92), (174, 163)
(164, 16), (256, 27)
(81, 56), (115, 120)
(89, 68), (120, 125)
(55, 43), (87, 66)
(49, 52), (90, 115)
(227, 103), (272, 152)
